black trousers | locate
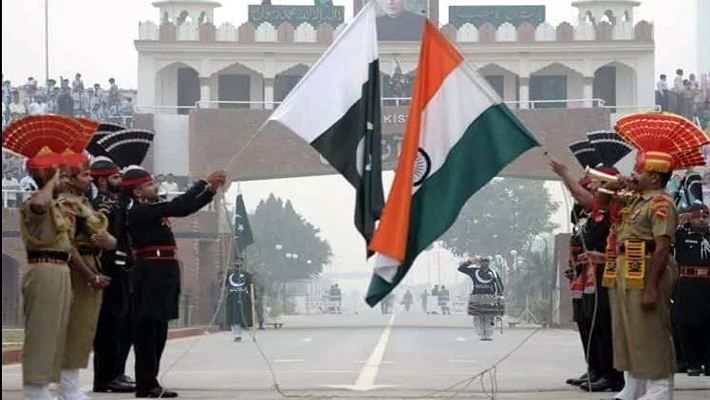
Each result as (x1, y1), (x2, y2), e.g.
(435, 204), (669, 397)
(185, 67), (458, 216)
(117, 306), (134, 376)
(679, 321), (710, 368)
(584, 289), (622, 381)
(93, 309), (122, 386)
(133, 317), (168, 392)
(573, 298), (593, 374)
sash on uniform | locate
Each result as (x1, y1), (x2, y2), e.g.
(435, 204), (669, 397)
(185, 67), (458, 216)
(602, 231), (618, 288)
(623, 240), (646, 289)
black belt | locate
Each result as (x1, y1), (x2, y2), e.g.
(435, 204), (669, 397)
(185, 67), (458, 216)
(134, 249), (177, 260)
(27, 250), (70, 264)
(618, 241), (656, 254)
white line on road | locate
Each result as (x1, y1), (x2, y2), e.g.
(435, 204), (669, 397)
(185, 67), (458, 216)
(352, 312), (395, 391)
(448, 359), (478, 363)
(301, 337), (313, 342)
(456, 337), (468, 342)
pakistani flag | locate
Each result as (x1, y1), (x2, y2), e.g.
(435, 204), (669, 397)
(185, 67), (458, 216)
(264, 1), (384, 247)
(365, 21), (540, 307)
(234, 193), (254, 253)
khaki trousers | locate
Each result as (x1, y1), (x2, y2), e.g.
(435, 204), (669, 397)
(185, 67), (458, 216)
(62, 257), (103, 369)
(21, 262), (72, 385)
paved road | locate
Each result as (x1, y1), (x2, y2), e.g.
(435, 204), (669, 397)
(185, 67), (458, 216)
(3, 310), (709, 399)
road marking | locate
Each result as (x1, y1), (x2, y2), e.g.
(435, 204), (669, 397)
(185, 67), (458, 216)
(456, 337), (468, 342)
(301, 337), (313, 342)
(321, 313), (398, 391)
(357, 360), (394, 364)
(448, 359), (478, 363)
(273, 359), (305, 363)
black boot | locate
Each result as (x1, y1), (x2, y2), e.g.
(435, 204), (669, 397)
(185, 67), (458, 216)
(94, 379), (136, 393)
(579, 376), (623, 392)
(687, 366), (703, 376)
(566, 372), (589, 386)
(136, 386), (178, 398)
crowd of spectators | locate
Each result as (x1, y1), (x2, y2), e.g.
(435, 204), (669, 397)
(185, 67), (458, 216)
(2, 73), (136, 129)
(655, 69), (710, 128)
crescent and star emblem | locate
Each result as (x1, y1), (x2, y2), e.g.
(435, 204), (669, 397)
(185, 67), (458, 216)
(475, 269), (495, 284)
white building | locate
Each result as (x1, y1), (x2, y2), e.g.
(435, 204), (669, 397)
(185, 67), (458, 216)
(135, 0), (656, 119)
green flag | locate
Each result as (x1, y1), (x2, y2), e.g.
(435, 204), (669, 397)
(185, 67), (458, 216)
(234, 193), (254, 253)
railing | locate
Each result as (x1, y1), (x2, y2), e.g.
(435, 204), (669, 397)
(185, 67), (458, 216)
(136, 97), (611, 114)
(1, 189), (218, 211)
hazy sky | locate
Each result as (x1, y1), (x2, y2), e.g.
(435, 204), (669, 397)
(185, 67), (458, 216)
(0, 0), (699, 295)
(0, 0), (700, 88)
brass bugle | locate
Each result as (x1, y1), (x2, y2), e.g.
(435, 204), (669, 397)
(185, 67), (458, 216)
(585, 166), (619, 183)
(597, 187), (634, 197)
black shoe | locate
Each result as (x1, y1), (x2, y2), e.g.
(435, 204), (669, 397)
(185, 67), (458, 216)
(136, 387), (178, 398)
(687, 366), (703, 376)
(94, 379), (136, 393)
(118, 374), (136, 385)
(579, 377), (622, 392)
(566, 372), (588, 386)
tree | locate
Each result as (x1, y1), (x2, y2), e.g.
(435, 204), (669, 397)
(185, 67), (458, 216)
(440, 178), (559, 257)
(245, 194), (332, 286)
(505, 234), (556, 322)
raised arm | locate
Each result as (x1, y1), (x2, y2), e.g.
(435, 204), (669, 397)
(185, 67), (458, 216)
(28, 169), (60, 214)
(129, 171), (226, 221)
(548, 159), (593, 209)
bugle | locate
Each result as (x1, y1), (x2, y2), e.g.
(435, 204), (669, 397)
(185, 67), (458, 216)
(584, 166), (619, 183)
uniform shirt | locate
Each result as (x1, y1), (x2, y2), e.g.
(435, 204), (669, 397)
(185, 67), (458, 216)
(674, 227), (710, 267)
(458, 262), (504, 295)
(127, 180), (215, 250)
(616, 190), (677, 244)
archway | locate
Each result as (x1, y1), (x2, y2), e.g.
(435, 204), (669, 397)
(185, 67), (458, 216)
(156, 62), (200, 115)
(2, 254), (21, 327)
(593, 62), (637, 112)
(274, 64), (309, 103)
(214, 62), (263, 109)
(477, 64), (520, 103)
(529, 62), (584, 109)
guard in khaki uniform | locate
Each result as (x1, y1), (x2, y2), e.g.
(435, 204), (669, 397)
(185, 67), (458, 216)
(58, 150), (116, 400)
(584, 112), (710, 400)
(1, 115), (108, 400)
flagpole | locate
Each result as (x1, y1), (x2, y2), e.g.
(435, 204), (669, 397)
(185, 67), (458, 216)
(44, 0), (49, 83)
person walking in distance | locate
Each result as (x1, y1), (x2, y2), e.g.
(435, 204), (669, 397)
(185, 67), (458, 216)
(122, 166), (226, 398)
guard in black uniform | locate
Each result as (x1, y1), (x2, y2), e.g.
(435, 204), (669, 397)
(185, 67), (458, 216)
(558, 136), (628, 392)
(672, 172), (710, 376)
(225, 264), (253, 342)
(90, 156), (135, 393)
(458, 256), (504, 341)
(122, 166), (226, 398)
(89, 127), (155, 393)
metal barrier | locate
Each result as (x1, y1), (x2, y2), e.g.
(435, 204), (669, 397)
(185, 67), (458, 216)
(134, 97), (612, 114)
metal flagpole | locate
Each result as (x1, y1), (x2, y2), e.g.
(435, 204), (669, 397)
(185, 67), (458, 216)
(44, 0), (49, 83)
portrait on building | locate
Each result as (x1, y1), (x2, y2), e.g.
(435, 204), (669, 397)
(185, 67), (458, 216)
(374, 0), (427, 41)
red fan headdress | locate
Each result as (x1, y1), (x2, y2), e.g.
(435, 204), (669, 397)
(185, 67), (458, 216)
(614, 112), (709, 173)
(2, 115), (98, 181)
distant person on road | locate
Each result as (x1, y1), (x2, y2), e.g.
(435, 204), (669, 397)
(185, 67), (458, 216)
(401, 289), (413, 312)
(438, 285), (450, 315)
(420, 289), (429, 313)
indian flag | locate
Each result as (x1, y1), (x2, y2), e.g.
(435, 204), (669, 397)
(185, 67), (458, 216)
(365, 20), (540, 307)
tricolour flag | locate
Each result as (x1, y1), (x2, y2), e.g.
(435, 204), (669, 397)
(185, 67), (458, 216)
(365, 20), (540, 307)
(264, 1), (384, 247)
